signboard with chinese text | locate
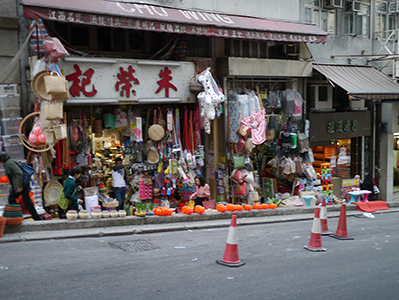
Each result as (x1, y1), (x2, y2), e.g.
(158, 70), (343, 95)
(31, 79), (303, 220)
(308, 111), (371, 144)
(58, 58), (196, 104)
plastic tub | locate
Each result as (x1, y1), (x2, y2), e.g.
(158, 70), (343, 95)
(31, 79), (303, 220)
(0, 193), (9, 206)
(2, 134), (20, 146)
(0, 84), (19, 96)
(0, 94), (20, 109)
(0, 107), (21, 118)
(0, 184), (9, 194)
(4, 142), (24, 161)
(0, 118), (22, 136)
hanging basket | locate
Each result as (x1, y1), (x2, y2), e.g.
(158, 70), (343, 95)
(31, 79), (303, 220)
(189, 76), (203, 95)
(44, 129), (55, 145)
(19, 112), (55, 153)
(53, 123), (67, 140)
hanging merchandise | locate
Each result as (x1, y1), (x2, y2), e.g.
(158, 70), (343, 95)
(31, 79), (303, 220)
(114, 107), (128, 129)
(103, 113), (116, 130)
(42, 37), (69, 62)
(42, 101), (63, 120)
(196, 67), (226, 134)
(240, 109), (266, 145)
(293, 92), (304, 118)
(29, 118), (46, 146)
(282, 89), (296, 117)
(43, 71), (68, 98)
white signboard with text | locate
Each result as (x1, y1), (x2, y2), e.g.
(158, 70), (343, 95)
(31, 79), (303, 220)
(58, 57), (196, 104)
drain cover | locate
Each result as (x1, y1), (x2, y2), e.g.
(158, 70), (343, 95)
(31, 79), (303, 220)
(110, 240), (159, 252)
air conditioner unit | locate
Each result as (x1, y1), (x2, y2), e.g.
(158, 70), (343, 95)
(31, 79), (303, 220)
(308, 84), (333, 111)
(345, 1), (361, 13)
(324, 0), (343, 9)
(284, 43), (297, 55)
(349, 99), (365, 110)
(388, 1), (399, 13)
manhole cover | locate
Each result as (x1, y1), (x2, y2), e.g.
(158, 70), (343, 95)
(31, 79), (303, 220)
(109, 240), (159, 252)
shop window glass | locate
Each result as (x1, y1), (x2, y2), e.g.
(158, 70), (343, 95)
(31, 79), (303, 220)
(251, 41), (259, 58)
(129, 32), (144, 51)
(98, 27), (112, 52)
(259, 42), (267, 58)
(187, 35), (210, 57)
(71, 25), (89, 48)
(242, 40), (250, 57)
(233, 40), (241, 56)
(113, 28), (126, 52)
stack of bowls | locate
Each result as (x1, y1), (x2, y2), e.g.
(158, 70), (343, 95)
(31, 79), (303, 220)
(4, 204), (24, 225)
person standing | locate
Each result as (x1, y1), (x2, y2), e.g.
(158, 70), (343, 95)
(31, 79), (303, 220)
(64, 165), (84, 211)
(189, 175), (211, 207)
(0, 152), (44, 220)
(112, 157), (128, 210)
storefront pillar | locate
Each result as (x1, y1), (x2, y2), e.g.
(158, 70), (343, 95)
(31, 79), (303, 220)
(379, 131), (394, 201)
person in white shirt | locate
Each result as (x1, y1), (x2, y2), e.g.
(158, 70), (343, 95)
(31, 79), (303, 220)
(112, 157), (128, 210)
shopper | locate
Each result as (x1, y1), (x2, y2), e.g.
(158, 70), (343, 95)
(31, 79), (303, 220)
(360, 173), (379, 201)
(112, 157), (128, 210)
(189, 175), (211, 207)
(0, 152), (44, 220)
(64, 165), (84, 211)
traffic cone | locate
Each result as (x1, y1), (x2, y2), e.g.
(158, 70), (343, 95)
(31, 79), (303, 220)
(304, 207), (327, 252)
(330, 203), (354, 240)
(320, 198), (332, 236)
(216, 212), (245, 267)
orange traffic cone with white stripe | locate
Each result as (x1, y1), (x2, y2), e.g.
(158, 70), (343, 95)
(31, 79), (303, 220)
(320, 197), (332, 236)
(304, 207), (327, 252)
(216, 212), (245, 267)
(330, 203), (354, 240)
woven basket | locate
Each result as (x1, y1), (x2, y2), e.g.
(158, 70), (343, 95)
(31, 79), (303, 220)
(44, 71), (67, 95)
(53, 123), (67, 140)
(42, 102), (63, 120)
(44, 129), (55, 145)
(148, 124), (164, 141)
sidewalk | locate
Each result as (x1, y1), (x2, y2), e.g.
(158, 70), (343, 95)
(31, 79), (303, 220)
(2, 201), (399, 243)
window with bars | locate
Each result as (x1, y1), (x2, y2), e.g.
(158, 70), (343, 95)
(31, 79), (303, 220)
(343, 1), (370, 37)
(304, 0), (336, 34)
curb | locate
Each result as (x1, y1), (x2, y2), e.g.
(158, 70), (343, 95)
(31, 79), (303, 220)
(1, 202), (398, 243)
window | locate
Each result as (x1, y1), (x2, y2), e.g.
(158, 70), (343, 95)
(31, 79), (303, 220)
(344, 2), (370, 37)
(376, 1), (388, 38)
(305, 0), (336, 34)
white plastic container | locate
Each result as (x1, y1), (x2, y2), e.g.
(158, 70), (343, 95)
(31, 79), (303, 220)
(0, 117), (22, 136)
(0, 107), (21, 118)
(0, 84), (19, 96)
(0, 94), (20, 109)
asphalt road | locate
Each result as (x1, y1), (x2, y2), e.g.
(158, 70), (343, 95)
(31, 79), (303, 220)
(1, 212), (398, 300)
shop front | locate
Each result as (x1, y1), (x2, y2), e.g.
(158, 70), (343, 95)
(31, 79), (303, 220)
(13, 0), (332, 219)
(308, 111), (371, 179)
(311, 63), (399, 202)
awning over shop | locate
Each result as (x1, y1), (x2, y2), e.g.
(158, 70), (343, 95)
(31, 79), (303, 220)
(21, 0), (327, 44)
(313, 64), (399, 100)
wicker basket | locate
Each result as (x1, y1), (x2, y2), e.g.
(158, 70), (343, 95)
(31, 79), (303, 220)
(53, 123), (67, 140)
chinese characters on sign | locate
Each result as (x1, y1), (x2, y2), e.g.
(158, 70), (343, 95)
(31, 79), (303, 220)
(155, 67), (177, 98)
(66, 64), (97, 97)
(115, 66), (140, 98)
(66, 64), (179, 99)
(327, 120), (357, 134)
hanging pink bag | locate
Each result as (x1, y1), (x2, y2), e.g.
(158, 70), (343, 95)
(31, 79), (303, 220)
(241, 109), (266, 145)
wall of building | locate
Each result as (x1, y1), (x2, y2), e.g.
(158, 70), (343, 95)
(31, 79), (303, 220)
(118, 0), (301, 21)
(0, 0), (20, 84)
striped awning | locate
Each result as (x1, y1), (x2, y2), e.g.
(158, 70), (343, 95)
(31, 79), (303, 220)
(313, 64), (399, 100)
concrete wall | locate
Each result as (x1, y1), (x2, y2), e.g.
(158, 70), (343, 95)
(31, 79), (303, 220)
(119, 0), (301, 21)
(0, 0), (20, 83)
